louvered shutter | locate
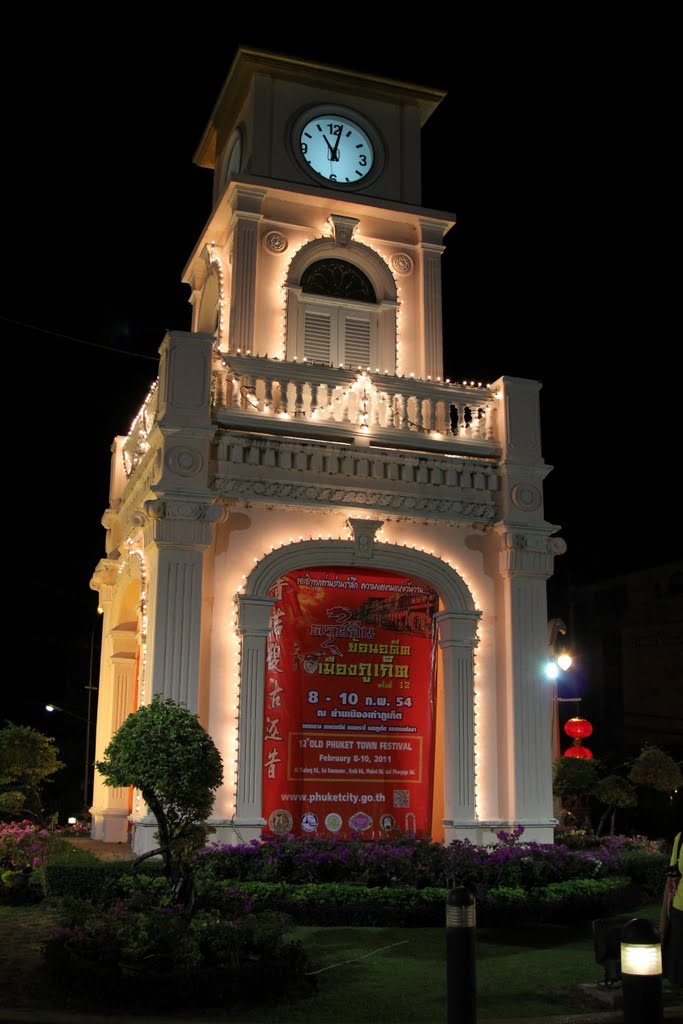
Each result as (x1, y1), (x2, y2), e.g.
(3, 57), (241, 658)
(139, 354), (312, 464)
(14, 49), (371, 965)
(303, 310), (333, 363)
(343, 316), (371, 368)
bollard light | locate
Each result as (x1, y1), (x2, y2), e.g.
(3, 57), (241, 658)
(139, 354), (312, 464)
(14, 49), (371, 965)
(621, 919), (662, 976)
(620, 917), (663, 1024)
(446, 880), (476, 1024)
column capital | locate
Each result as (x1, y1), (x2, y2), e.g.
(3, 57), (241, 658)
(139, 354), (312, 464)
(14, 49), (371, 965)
(90, 557), (119, 601)
(238, 594), (275, 636)
(494, 525), (567, 580)
(142, 499), (227, 549)
(435, 610), (480, 647)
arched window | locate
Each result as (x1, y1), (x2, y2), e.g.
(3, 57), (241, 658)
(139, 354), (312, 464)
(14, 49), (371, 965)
(297, 259), (377, 367)
(285, 242), (397, 371)
(300, 260), (376, 303)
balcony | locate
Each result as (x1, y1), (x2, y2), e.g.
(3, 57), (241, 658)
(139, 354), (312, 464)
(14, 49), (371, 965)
(209, 355), (502, 524)
(210, 354), (501, 459)
(118, 351), (508, 527)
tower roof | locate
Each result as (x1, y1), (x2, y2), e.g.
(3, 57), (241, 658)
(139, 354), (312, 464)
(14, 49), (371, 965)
(194, 47), (446, 169)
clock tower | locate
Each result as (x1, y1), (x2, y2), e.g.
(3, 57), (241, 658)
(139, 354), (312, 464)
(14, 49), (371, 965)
(90, 49), (565, 852)
(185, 48), (450, 381)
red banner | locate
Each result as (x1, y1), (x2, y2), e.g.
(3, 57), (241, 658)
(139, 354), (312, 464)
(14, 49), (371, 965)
(261, 567), (438, 839)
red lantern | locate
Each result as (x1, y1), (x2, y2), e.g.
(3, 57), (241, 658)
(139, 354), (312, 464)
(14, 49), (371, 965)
(564, 717), (593, 740)
(564, 745), (593, 759)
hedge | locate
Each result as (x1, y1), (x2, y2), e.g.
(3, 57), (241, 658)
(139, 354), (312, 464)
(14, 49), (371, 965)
(193, 875), (635, 927)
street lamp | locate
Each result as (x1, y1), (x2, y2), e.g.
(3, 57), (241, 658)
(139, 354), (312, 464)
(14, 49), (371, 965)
(83, 608), (103, 812)
(45, 606), (102, 815)
(547, 618), (574, 761)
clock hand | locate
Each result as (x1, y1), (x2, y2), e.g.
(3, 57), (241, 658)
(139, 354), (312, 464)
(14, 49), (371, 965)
(323, 135), (337, 160)
(331, 130), (342, 160)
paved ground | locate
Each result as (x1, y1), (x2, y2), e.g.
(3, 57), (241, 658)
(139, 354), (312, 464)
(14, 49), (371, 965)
(64, 836), (134, 860)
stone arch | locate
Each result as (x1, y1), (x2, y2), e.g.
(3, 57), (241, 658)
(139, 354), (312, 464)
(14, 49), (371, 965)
(285, 237), (397, 304)
(245, 538), (475, 613)
(233, 535), (480, 843)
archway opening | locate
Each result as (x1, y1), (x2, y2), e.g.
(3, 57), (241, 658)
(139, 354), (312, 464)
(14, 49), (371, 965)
(260, 565), (443, 841)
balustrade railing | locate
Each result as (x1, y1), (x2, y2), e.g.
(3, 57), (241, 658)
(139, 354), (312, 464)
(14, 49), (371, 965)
(120, 355), (500, 484)
(122, 383), (158, 478)
(212, 354), (499, 450)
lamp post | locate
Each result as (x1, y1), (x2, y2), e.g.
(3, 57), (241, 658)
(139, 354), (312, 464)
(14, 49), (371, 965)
(546, 618), (573, 760)
(46, 607), (102, 816)
(83, 608), (103, 813)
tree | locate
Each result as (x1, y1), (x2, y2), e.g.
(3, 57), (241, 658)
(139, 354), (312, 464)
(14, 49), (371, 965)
(96, 696), (223, 886)
(0, 723), (64, 823)
(592, 774), (637, 836)
(553, 757), (599, 829)
(628, 745), (683, 794)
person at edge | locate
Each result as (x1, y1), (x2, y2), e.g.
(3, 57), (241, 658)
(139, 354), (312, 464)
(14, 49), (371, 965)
(663, 828), (683, 986)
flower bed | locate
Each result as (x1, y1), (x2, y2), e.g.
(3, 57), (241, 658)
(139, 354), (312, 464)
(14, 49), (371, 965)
(194, 827), (666, 897)
(0, 819), (92, 904)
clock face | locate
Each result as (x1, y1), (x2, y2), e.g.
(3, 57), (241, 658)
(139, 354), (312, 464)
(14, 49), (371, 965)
(299, 114), (374, 185)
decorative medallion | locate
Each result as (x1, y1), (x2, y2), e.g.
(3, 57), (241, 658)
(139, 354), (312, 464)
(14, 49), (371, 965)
(391, 253), (414, 275)
(264, 230), (288, 254)
(510, 483), (542, 511)
(166, 446), (204, 477)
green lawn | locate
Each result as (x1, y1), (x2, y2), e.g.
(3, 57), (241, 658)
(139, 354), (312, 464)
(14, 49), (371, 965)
(231, 922), (603, 1022)
(1, 901), (678, 1021)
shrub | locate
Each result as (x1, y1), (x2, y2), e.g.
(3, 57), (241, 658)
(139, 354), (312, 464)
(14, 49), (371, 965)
(0, 820), (53, 872)
(44, 875), (313, 1010)
(0, 820), (90, 904)
(194, 830), (664, 900)
(40, 859), (164, 904)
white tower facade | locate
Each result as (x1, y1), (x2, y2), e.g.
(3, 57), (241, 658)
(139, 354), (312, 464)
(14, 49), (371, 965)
(90, 50), (565, 853)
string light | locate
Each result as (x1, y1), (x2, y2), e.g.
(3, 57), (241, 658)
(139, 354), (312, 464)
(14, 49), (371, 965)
(208, 242), (227, 350)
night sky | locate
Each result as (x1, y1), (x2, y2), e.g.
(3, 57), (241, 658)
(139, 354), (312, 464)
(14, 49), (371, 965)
(2, 16), (680, 746)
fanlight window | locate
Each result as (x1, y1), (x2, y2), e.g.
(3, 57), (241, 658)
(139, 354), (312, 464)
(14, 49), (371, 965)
(300, 260), (376, 303)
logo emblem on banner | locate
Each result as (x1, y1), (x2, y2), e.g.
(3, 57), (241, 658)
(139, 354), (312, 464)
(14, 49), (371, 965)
(268, 809), (293, 836)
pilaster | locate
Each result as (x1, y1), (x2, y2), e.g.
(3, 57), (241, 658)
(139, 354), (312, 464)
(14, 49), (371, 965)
(436, 610), (480, 841)
(142, 499), (226, 710)
(419, 220), (448, 380)
(232, 594), (275, 827)
(89, 578), (138, 843)
(228, 187), (266, 353)
(493, 526), (564, 830)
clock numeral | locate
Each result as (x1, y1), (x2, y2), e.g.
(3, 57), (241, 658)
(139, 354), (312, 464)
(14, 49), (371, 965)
(358, 155), (367, 166)
(301, 143), (308, 154)
(329, 173), (337, 181)
(327, 123), (342, 136)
